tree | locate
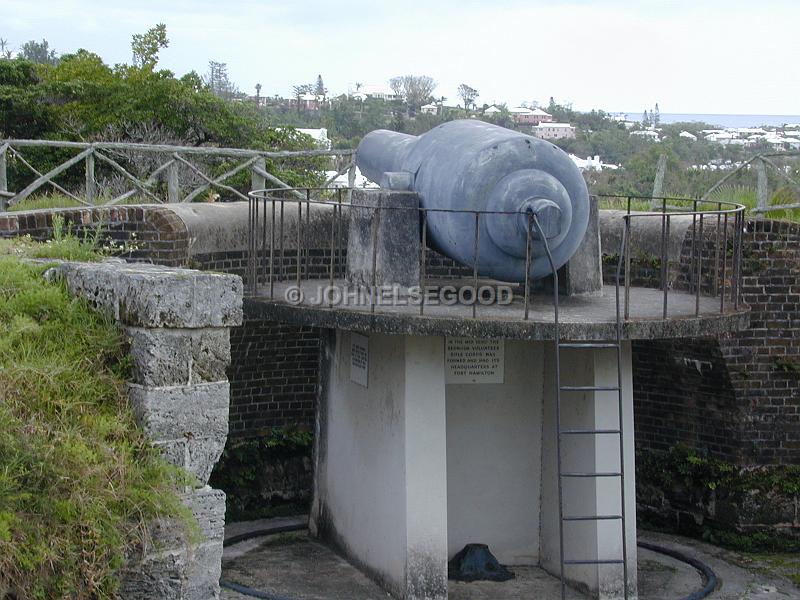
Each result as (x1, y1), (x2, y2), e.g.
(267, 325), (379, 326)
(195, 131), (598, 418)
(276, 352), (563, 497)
(207, 61), (236, 99)
(388, 77), (403, 98)
(315, 74), (327, 100)
(387, 75), (436, 113)
(642, 109), (651, 127)
(400, 75), (436, 112)
(131, 23), (168, 70)
(457, 84), (478, 113)
(19, 39), (59, 65)
(653, 103), (661, 127)
(0, 38), (12, 60)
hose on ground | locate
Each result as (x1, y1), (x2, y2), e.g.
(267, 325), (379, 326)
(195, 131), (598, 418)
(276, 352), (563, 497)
(637, 540), (718, 600)
(219, 523), (307, 600)
(219, 523), (719, 600)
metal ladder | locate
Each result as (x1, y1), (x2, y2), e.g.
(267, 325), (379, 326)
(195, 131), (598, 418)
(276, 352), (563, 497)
(532, 216), (630, 600)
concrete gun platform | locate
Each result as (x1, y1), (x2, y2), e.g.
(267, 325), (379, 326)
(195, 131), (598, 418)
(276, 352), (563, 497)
(247, 280), (748, 341)
(220, 525), (799, 600)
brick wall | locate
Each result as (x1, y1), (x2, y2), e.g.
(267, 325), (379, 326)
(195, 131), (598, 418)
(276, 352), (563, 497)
(0, 205), (189, 265)
(630, 219), (800, 466)
(227, 312), (318, 435)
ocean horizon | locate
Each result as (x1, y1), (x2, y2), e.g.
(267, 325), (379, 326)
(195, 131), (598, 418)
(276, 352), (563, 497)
(618, 113), (800, 128)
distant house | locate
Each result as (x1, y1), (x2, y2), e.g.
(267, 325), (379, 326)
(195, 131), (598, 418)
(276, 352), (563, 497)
(420, 103), (438, 115)
(631, 129), (660, 142)
(295, 93), (320, 111)
(509, 106), (553, 126)
(351, 84), (401, 102)
(297, 128), (331, 150)
(483, 105), (502, 115)
(679, 131), (697, 141)
(532, 122), (576, 140)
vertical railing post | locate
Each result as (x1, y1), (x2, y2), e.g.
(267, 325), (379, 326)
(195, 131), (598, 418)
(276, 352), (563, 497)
(0, 143), (8, 212)
(85, 148), (96, 206)
(755, 157), (768, 212)
(167, 161), (180, 203)
(252, 156), (266, 198)
(347, 161), (356, 203)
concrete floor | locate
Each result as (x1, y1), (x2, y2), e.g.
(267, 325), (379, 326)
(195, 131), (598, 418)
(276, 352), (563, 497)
(220, 524), (800, 600)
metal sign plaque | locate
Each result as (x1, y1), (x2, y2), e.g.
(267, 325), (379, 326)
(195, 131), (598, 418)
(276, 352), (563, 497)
(445, 337), (504, 384)
(350, 333), (369, 387)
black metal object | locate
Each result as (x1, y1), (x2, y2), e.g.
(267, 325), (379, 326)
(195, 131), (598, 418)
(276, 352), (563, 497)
(447, 543), (515, 583)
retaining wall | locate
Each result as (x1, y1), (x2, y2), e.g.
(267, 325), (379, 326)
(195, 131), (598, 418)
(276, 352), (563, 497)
(46, 260), (243, 599)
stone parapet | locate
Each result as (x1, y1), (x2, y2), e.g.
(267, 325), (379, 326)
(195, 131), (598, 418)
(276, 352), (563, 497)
(47, 260), (242, 600)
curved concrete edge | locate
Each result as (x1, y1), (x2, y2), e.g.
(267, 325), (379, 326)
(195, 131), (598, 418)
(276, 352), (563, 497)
(599, 209), (697, 261)
(167, 201), (337, 258)
(243, 298), (749, 341)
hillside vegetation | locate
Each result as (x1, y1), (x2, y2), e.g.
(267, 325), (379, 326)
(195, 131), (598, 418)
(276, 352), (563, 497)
(0, 236), (189, 599)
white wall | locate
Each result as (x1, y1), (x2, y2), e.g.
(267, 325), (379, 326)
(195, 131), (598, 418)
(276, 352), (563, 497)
(311, 331), (448, 600)
(445, 340), (545, 565)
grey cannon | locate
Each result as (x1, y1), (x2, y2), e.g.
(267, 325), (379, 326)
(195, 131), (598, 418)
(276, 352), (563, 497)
(356, 119), (589, 282)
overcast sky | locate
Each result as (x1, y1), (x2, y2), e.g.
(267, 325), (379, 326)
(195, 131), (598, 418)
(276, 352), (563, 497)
(3, 0), (799, 115)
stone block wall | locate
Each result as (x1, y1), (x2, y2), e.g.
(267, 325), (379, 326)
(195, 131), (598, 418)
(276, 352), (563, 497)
(48, 260), (243, 600)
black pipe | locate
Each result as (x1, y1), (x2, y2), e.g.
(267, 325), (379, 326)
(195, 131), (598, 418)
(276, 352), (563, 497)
(219, 524), (718, 600)
(637, 540), (718, 600)
(219, 523), (307, 600)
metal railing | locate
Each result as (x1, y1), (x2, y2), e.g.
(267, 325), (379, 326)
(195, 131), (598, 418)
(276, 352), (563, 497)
(246, 189), (746, 323)
(603, 194), (746, 319)
(0, 139), (356, 211)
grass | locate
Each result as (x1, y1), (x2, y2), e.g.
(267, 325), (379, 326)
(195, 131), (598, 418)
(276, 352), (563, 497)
(5, 192), (159, 213)
(0, 236), (189, 599)
(5, 193), (84, 212)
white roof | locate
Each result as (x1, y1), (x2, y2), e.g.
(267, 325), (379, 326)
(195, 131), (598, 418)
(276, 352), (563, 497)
(484, 105), (501, 114)
(529, 108), (552, 117)
(535, 122), (574, 128)
(421, 103), (438, 109)
(509, 106), (534, 115)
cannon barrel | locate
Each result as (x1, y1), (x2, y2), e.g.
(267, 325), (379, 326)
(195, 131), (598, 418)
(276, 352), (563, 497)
(356, 120), (589, 282)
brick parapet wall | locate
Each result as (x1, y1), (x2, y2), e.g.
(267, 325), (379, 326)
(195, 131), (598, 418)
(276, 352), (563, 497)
(628, 218), (800, 466)
(0, 205), (190, 266)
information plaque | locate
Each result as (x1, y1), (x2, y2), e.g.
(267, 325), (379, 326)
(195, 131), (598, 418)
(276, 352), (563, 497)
(445, 337), (504, 384)
(350, 333), (369, 387)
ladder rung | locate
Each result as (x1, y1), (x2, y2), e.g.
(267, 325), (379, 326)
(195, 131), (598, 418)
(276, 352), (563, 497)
(559, 343), (619, 349)
(561, 472), (622, 478)
(564, 559), (625, 565)
(560, 428), (621, 435)
(563, 515), (623, 521)
(560, 385), (620, 392)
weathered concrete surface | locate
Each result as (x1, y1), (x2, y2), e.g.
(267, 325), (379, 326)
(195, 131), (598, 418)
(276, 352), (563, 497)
(347, 189), (421, 287)
(554, 195), (603, 296)
(220, 524), (800, 600)
(128, 382), (229, 485)
(127, 327), (231, 387)
(247, 284), (749, 341)
(598, 209), (696, 264)
(48, 261), (243, 328)
(118, 486), (225, 600)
